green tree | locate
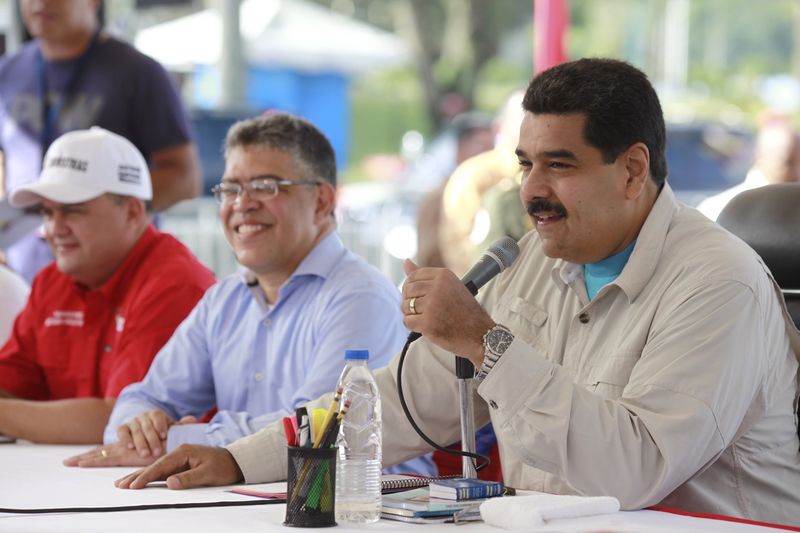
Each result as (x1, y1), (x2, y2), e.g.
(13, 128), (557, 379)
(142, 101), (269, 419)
(313, 0), (532, 130)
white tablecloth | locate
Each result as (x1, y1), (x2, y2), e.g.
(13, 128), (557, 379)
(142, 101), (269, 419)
(0, 443), (789, 532)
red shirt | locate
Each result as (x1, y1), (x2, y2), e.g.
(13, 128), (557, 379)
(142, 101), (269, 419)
(0, 226), (215, 400)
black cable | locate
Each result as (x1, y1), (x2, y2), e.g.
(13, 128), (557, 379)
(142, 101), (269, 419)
(0, 498), (285, 515)
(396, 333), (490, 473)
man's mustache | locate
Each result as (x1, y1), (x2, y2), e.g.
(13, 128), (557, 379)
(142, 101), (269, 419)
(526, 199), (568, 218)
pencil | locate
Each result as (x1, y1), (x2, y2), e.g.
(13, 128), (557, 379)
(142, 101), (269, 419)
(321, 399), (351, 449)
(313, 386), (343, 448)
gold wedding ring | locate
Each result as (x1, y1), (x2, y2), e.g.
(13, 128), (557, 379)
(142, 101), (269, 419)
(409, 297), (418, 315)
(100, 448), (109, 458)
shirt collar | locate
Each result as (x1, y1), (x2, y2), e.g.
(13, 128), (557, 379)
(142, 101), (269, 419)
(552, 183), (679, 303)
(239, 231), (346, 308)
(290, 230), (345, 280)
(585, 239), (636, 279)
(612, 183), (678, 302)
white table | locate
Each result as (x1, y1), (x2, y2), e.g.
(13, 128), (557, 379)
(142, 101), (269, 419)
(0, 443), (790, 532)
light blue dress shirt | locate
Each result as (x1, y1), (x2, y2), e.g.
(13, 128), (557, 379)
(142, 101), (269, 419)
(105, 232), (434, 474)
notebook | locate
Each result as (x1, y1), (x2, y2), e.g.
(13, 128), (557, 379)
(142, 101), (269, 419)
(380, 512), (453, 524)
(380, 474), (460, 493)
(381, 488), (483, 516)
(228, 474), (461, 500)
(428, 477), (504, 500)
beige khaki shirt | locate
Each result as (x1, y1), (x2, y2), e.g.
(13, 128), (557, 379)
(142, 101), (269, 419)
(229, 184), (800, 524)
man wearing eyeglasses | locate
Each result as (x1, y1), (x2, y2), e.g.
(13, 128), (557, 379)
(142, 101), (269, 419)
(65, 113), (433, 475)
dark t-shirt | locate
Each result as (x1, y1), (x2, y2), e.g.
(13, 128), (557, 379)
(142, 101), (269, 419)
(0, 36), (193, 281)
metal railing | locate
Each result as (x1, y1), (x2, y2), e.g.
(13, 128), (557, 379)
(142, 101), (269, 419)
(160, 197), (408, 285)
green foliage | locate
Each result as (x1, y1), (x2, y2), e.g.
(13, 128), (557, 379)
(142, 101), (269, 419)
(344, 0), (800, 178)
(346, 68), (431, 182)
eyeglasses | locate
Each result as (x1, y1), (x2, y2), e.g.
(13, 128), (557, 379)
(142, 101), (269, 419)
(212, 176), (321, 204)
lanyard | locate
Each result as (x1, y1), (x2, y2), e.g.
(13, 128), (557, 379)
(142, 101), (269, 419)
(35, 28), (102, 154)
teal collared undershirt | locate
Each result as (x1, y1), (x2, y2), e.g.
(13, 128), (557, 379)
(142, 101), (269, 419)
(583, 239), (636, 300)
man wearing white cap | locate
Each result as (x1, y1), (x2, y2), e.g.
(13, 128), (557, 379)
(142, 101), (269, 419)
(0, 127), (215, 444)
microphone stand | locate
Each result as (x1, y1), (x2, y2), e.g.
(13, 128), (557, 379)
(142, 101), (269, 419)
(454, 279), (482, 478)
(455, 356), (477, 479)
(400, 239), (519, 481)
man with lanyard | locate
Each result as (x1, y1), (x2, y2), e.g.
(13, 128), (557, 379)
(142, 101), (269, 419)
(0, 0), (201, 282)
(66, 113), (434, 476)
(0, 127), (214, 444)
(116, 60), (799, 526)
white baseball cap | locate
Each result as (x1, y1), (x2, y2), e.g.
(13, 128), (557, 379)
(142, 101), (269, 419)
(10, 127), (153, 208)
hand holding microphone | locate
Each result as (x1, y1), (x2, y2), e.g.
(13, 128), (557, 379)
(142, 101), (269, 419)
(402, 237), (520, 367)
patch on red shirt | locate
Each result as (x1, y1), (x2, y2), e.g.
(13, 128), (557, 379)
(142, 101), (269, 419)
(43, 310), (84, 327)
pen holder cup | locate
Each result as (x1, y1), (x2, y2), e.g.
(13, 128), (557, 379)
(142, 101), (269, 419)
(284, 446), (337, 528)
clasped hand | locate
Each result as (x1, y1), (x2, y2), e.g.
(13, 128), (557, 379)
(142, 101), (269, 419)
(63, 409), (197, 467)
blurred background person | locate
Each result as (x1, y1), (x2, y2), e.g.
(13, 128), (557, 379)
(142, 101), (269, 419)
(698, 112), (800, 221)
(415, 111), (493, 268)
(0, 0), (201, 283)
(0, 264), (28, 345)
(439, 90), (530, 277)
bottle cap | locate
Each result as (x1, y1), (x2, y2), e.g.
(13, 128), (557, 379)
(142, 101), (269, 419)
(344, 349), (369, 360)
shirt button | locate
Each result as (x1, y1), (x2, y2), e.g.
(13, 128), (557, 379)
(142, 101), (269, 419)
(263, 319), (271, 326)
(104, 345), (112, 352)
(489, 400), (499, 409)
(254, 372), (264, 382)
(579, 313), (590, 324)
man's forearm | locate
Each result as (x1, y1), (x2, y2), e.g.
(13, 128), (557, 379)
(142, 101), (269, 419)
(0, 397), (116, 444)
(149, 143), (202, 211)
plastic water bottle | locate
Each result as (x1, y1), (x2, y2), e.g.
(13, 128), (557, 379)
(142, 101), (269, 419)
(335, 349), (382, 523)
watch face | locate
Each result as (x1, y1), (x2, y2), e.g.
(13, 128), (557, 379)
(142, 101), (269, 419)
(487, 327), (514, 354)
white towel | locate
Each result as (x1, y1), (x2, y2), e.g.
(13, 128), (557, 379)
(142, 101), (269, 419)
(480, 493), (620, 529)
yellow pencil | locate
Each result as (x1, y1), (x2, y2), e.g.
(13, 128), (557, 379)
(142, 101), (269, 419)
(313, 386), (343, 448)
(320, 399), (351, 448)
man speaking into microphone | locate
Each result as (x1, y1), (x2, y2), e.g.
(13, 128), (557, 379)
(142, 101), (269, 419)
(116, 58), (799, 525)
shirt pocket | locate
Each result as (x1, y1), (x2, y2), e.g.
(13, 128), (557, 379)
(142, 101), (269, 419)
(583, 350), (641, 400)
(493, 296), (550, 353)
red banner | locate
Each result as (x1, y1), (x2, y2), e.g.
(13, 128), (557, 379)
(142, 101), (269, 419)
(534, 0), (569, 73)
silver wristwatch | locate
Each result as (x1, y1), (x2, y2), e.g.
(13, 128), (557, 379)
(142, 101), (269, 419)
(475, 323), (514, 383)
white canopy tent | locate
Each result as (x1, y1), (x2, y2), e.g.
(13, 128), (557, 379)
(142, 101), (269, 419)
(134, 0), (410, 75)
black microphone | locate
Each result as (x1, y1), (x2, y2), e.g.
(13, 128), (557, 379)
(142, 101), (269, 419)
(461, 236), (520, 296)
(407, 237), (521, 345)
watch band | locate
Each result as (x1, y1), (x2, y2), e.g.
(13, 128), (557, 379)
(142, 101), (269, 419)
(475, 323), (514, 384)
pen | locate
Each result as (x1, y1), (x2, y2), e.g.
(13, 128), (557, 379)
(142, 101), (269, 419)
(298, 414), (310, 448)
(313, 386), (343, 448)
(282, 416), (297, 446)
(310, 409), (327, 447)
(290, 414), (299, 444)
(295, 407), (309, 446)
